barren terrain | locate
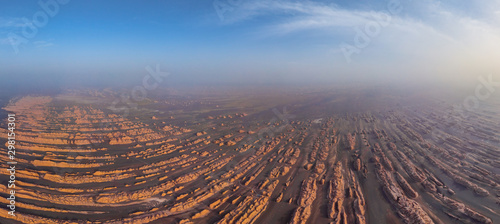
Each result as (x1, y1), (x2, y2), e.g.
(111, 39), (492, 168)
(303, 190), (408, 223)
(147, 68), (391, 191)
(0, 86), (498, 224)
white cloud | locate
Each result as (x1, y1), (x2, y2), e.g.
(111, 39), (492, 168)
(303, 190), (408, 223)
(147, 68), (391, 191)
(219, 0), (500, 83)
(0, 17), (29, 28)
(34, 40), (54, 48)
(222, 1), (373, 29)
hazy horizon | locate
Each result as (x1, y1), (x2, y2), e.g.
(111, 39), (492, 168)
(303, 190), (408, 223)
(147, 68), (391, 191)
(2, 2), (500, 223)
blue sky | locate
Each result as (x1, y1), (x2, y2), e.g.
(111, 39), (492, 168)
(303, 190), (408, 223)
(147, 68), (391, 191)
(1, 0), (499, 87)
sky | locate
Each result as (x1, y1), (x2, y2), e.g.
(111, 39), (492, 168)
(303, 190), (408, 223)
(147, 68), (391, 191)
(1, 0), (500, 89)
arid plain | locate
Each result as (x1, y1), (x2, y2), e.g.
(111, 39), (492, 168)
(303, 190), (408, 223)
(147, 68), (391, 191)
(0, 86), (498, 224)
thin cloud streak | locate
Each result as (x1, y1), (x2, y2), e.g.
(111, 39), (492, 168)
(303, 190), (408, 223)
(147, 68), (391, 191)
(34, 40), (55, 48)
(0, 17), (28, 28)
(218, 0), (500, 83)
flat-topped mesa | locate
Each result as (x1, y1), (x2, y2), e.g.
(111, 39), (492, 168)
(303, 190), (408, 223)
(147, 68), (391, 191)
(352, 158), (362, 172)
(289, 177), (317, 224)
(394, 151), (426, 183)
(395, 173), (418, 198)
(371, 143), (394, 172)
(346, 133), (356, 150)
(383, 182), (434, 224)
(288, 206), (312, 224)
(425, 154), (490, 197)
(441, 196), (493, 224)
(352, 186), (366, 224)
(313, 162), (325, 175)
(297, 177), (317, 207)
(451, 174), (490, 196)
(217, 180), (279, 224)
(327, 164), (345, 221)
(375, 165), (434, 224)
(380, 154), (393, 171)
(397, 124), (424, 142)
(388, 142), (397, 151)
(346, 169), (366, 224)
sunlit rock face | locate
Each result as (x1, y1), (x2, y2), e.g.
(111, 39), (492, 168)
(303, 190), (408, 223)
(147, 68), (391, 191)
(0, 87), (498, 224)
